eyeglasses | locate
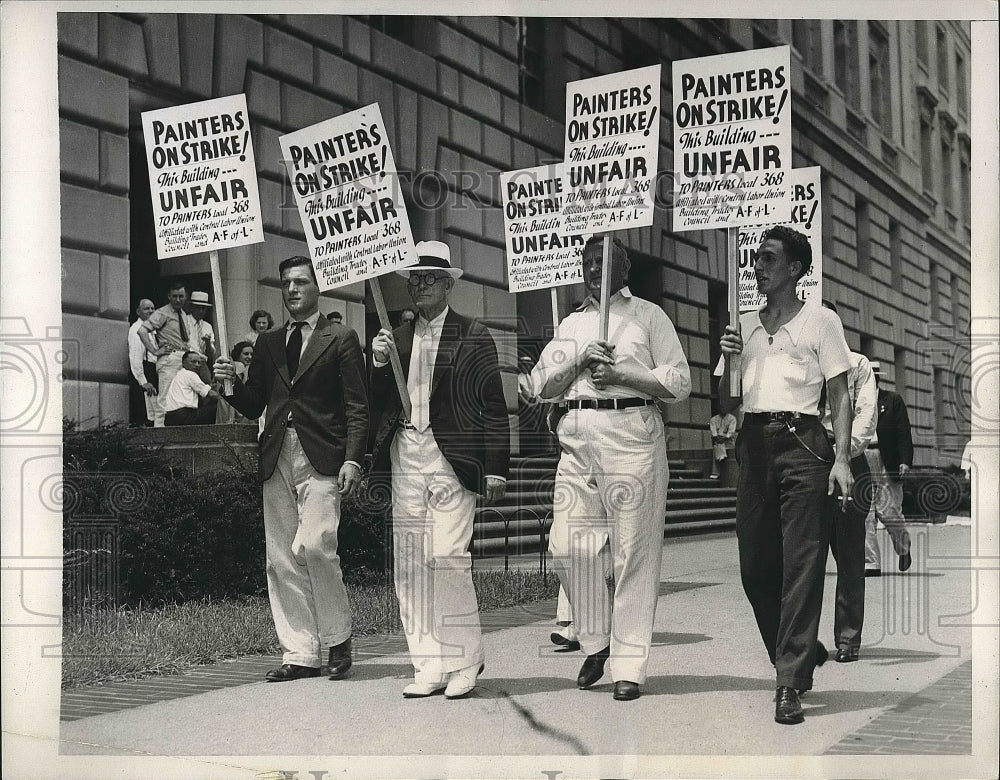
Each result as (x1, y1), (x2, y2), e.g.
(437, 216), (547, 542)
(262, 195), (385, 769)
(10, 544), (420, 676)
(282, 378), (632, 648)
(407, 272), (447, 287)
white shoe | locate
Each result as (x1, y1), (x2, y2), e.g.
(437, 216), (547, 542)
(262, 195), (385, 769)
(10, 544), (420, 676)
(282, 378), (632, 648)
(402, 679), (447, 698)
(444, 663), (484, 699)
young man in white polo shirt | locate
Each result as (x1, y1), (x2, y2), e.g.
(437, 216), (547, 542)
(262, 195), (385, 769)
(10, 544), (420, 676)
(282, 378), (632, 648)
(720, 226), (855, 725)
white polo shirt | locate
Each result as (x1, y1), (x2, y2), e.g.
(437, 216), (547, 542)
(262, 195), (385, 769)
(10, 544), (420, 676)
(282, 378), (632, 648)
(739, 303), (851, 415)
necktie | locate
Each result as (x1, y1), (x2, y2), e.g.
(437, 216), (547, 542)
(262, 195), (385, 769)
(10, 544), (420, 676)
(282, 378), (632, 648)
(177, 311), (189, 344)
(286, 321), (305, 379)
(407, 322), (431, 431)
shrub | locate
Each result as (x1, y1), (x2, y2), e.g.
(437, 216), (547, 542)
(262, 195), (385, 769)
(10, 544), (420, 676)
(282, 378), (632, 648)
(63, 420), (392, 609)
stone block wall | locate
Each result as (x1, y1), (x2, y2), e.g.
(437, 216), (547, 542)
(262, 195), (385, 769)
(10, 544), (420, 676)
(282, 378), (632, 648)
(56, 14), (971, 465)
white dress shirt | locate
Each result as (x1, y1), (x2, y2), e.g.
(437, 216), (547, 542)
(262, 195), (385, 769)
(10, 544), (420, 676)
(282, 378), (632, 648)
(821, 350), (878, 458)
(128, 319), (156, 386)
(529, 287), (691, 403)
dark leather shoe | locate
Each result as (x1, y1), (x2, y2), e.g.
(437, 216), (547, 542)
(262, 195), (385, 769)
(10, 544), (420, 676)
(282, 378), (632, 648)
(815, 640), (829, 667)
(899, 552), (912, 572)
(774, 686), (804, 724)
(864, 569), (882, 577)
(265, 663), (320, 682)
(327, 638), (352, 680)
(613, 680), (640, 701)
(835, 646), (860, 663)
(550, 624), (581, 651)
(576, 646), (610, 688)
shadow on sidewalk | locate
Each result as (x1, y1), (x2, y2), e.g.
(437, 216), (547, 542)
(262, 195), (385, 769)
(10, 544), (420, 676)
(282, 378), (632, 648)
(797, 688), (913, 718)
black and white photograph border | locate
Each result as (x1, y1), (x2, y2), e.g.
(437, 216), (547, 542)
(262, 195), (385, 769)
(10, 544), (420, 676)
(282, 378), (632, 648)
(1, 1), (997, 779)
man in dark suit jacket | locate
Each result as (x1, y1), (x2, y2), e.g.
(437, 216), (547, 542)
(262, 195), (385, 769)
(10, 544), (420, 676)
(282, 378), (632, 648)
(370, 240), (510, 700)
(214, 255), (368, 682)
(863, 362), (913, 574)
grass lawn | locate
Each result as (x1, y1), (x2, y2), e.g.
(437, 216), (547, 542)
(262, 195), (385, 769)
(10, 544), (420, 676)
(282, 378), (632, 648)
(62, 568), (558, 689)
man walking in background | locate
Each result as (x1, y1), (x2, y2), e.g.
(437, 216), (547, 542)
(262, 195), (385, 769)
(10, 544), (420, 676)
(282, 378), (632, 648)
(864, 362), (913, 575)
(819, 301), (878, 663)
(139, 282), (198, 427)
(530, 234), (691, 702)
(370, 240), (510, 700)
(128, 298), (159, 426)
(214, 256), (368, 682)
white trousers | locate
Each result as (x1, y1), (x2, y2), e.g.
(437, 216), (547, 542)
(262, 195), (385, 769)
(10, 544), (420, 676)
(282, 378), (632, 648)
(556, 545), (612, 623)
(153, 352), (183, 428)
(548, 406), (669, 684)
(863, 448), (912, 569)
(262, 429), (351, 667)
(391, 427), (483, 682)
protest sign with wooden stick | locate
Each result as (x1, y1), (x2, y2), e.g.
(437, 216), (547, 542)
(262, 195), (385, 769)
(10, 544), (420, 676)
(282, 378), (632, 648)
(277, 102), (419, 416)
(141, 93), (265, 397)
(561, 65), (661, 343)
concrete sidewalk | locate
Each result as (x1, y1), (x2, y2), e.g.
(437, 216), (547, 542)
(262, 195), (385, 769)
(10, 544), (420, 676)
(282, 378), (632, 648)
(59, 524), (974, 758)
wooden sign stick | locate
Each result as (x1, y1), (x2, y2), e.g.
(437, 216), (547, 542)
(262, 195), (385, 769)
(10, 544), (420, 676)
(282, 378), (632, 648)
(369, 276), (413, 421)
(209, 250), (233, 395)
(727, 226), (742, 395)
(599, 234), (612, 342)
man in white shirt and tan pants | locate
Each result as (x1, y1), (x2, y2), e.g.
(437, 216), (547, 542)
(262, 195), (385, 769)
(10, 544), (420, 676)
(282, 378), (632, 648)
(530, 234), (691, 702)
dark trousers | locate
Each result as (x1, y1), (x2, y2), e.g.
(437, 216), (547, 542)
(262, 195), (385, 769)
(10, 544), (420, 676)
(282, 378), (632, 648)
(164, 399), (217, 426)
(829, 453), (873, 651)
(735, 417), (834, 691)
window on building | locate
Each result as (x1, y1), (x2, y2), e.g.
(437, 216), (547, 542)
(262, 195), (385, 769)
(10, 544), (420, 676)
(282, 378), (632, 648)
(821, 171), (834, 258)
(834, 20), (860, 109)
(621, 28), (660, 71)
(894, 345), (908, 394)
(889, 218), (903, 288)
(793, 19), (823, 74)
(915, 20), (929, 67)
(929, 261), (941, 320)
(855, 196), (871, 274)
(919, 101), (935, 193)
(936, 25), (949, 92)
(518, 18), (546, 114)
(933, 366), (950, 440)
(940, 128), (954, 214)
(959, 141), (971, 233)
(869, 23), (892, 134)
(753, 19), (780, 48)
(368, 15), (415, 47)
(956, 52), (967, 115)
(860, 334), (875, 362)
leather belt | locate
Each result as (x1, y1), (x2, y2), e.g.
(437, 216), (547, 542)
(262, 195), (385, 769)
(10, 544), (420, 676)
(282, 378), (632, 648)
(743, 411), (818, 425)
(397, 418), (417, 431)
(565, 397), (654, 411)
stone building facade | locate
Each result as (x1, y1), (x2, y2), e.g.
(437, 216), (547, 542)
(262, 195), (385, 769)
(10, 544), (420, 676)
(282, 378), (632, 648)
(58, 14), (972, 465)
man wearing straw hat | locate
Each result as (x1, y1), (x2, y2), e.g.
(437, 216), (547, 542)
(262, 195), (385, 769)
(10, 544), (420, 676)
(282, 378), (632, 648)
(213, 255), (368, 683)
(370, 239), (510, 700)
(529, 234), (691, 702)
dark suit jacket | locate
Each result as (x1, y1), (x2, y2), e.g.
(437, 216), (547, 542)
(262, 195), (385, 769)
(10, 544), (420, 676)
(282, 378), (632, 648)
(370, 308), (510, 494)
(225, 314), (369, 481)
(875, 389), (913, 479)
